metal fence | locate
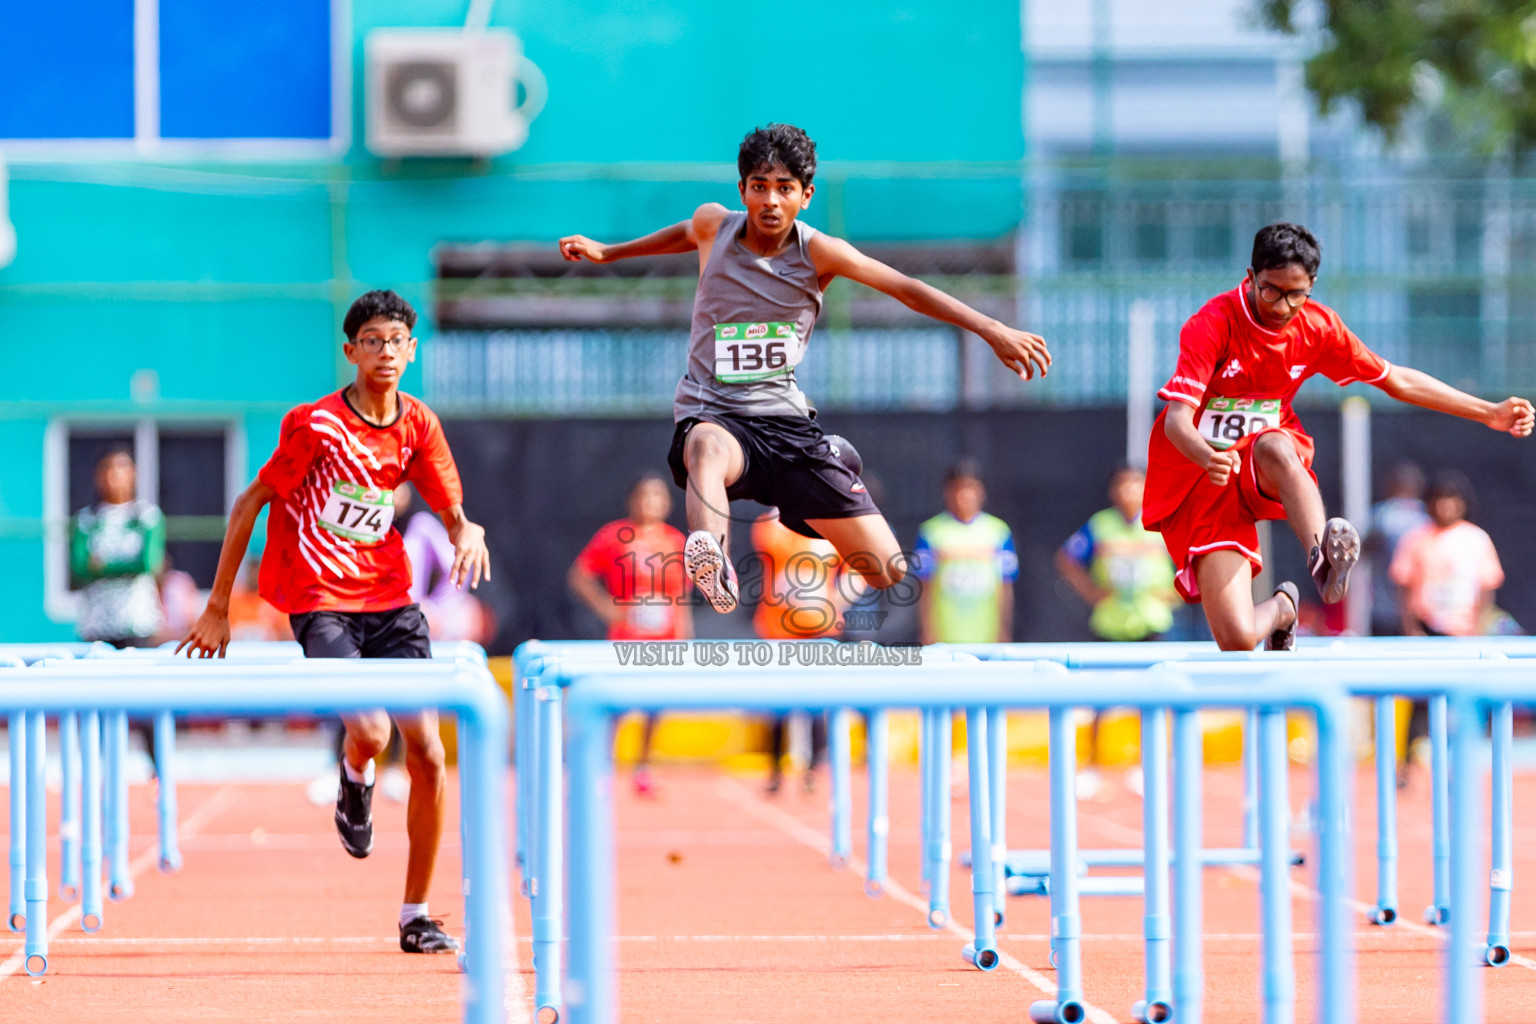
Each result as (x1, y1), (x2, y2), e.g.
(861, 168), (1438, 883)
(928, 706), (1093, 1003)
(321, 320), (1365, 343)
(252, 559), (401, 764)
(425, 165), (1536, 414)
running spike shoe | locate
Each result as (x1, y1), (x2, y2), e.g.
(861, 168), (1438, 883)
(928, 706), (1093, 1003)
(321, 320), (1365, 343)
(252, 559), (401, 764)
(1308, 517), (1360, 605)
(400, 915), (461, 954)
(1265, 581), (1300, 651)
(684, 530), (739, 613)
(334, 763), (374, 859)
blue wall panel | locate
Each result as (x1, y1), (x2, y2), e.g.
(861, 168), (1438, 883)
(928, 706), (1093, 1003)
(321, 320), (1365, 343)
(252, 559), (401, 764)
(0, 0), (134, 138)
(159, 0), (332, 139)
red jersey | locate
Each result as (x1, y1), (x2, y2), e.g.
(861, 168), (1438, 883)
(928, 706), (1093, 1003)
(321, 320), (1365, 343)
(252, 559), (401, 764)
(256, 390), (463, 614)
(575, 519), (689, 641)
(1144, 287), (1390, 529)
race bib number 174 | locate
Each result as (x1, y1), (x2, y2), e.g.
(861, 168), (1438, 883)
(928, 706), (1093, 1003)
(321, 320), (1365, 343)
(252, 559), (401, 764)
(713, 322), (804, 384)
(318, 482), (395, 544)
(1200, 397), (1282, 451)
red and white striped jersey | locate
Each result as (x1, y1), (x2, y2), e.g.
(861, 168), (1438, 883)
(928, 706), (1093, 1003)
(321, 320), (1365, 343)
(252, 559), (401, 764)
(256, 390), (463, 614)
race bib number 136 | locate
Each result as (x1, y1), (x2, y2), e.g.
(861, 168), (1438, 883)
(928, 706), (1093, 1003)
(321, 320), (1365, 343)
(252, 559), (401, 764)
(713, 322), (804, 384)
(1200, 397), (1282, 451)
(318, 482), (394, 544)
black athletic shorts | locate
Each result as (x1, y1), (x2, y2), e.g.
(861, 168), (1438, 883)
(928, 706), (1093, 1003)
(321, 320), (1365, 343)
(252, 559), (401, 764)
(289, 604), (432, 660)
(667, 413), (879, 539)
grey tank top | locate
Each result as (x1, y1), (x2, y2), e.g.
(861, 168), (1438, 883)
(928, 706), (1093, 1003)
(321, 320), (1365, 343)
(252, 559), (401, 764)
(673, 211), (824, 421)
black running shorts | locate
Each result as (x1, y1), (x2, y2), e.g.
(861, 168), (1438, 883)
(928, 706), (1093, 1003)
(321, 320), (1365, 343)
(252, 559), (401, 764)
(289, 604), (432, 660)
(667, 414), (880, 539)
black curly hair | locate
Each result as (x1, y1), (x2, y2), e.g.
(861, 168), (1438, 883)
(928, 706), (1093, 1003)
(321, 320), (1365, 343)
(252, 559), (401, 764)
(1251, 222), (1321, 278)
(738, 124), (817, 187)
(343, 290), (417, 341)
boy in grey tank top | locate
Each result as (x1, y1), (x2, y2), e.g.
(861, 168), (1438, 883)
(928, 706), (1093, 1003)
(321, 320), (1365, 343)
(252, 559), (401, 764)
(559, 124), (1051, 616)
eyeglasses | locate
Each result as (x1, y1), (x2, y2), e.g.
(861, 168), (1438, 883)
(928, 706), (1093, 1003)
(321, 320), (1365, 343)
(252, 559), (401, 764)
(1250, 270), (1312, 308)
(353, 335), (413, 353)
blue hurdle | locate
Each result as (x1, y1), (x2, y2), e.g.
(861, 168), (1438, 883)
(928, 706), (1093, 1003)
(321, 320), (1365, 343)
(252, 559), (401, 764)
(0, 658), (510, 1024)
(559, 661), (1356, 1024)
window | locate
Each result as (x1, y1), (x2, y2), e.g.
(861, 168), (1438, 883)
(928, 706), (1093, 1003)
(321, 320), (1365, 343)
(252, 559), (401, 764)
(45, 418), (246, 623)
(1, 0), (342, 149)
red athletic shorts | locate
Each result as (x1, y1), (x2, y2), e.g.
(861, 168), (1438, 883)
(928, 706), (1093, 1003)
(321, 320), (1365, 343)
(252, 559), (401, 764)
(1156, 428), (1315, 602)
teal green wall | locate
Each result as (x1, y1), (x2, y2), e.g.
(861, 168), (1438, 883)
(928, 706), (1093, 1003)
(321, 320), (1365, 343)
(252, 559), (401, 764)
(0, 0), (1023, 640)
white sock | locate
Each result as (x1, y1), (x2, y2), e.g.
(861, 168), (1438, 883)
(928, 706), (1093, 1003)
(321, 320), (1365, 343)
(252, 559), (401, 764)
(343, 758), (376, 786)
(400, 902), (428, 928)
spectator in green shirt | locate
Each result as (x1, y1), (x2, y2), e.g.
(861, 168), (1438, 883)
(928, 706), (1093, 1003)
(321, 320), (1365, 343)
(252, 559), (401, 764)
(71, 448), (166, 647)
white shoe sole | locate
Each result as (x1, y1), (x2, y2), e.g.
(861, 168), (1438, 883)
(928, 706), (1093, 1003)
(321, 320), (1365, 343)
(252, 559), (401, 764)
(684, 531), (737, 613)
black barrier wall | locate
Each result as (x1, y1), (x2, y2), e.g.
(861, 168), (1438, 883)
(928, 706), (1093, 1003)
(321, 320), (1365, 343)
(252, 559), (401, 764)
(441, 407), (1535, 653)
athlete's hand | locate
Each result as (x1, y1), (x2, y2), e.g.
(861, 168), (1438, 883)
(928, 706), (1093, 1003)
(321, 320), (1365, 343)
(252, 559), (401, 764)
(558, 235), (611, 264)
(1205, 450), (1241, 487)
(985, 326), (1052, 381)
(1488, 397), (1535, 437)
(449, 521), (491, 590)
(176, 608), (230, 659)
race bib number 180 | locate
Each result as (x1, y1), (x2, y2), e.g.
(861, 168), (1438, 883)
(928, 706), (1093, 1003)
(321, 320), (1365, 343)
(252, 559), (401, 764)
(1199, 397), (1282, 451)
(318, 481), (394, 544)
(713, 322), (804, 384)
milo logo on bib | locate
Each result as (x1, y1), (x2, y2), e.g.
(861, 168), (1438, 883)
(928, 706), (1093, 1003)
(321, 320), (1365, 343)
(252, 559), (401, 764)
(317, 481), (395, 544)
(713, 321), (805, 384)
(1199, 397), (1282, 451)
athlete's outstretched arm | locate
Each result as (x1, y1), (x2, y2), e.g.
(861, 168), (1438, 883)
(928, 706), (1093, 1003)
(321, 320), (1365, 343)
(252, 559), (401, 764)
(1375, 365), (1534, 437)
(808, 234), (1051, 380)
(177, 479), (276, 658)
(559, 204), (729, 264)
(437, 504), (490, 589)
(1163, 401), (1242, 486)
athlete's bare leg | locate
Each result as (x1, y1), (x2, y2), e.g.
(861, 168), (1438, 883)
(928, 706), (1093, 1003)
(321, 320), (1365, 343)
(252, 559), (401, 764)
(1251, 431), (1327, 551)
(1195, 549), (1297, 652)
(681, 422), (746, 550)
(805, 514), (906, 589)
(392, 711), (446, 905)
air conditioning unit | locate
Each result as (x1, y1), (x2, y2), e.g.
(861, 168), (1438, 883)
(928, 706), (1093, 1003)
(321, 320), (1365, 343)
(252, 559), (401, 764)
(365, 29), (545, 158)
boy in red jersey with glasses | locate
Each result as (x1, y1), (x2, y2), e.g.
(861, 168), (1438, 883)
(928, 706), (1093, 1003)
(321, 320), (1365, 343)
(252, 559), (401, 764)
(179, 290), (490, 954)
(1145, 223), (1532, 652)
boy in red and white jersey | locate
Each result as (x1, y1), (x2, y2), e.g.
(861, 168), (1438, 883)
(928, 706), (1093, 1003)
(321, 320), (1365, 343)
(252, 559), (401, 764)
(179, 290), (490, 954)
(1145, 223), (1532, 651)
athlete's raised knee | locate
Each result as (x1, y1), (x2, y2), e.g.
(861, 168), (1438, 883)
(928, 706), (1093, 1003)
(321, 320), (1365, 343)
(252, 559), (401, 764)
(1210, 623), (1259, 652)
(1253, 431), (1301, 473)
(683, 425), (733, 471)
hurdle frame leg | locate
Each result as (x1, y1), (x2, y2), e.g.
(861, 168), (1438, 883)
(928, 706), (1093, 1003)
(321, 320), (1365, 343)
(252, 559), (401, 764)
(106, 711), (132, 901)
(155, 711), (181, 874)
(80, 710), (103, 932)
(457, 677), (512, 1024)
(961, 706), (998, 970)
(1446, 692), (1482, 1024)
(920, 707), (934, 896)
(1031, 706), (1084, 1024)
(566, 705), (615, 1024)
(829, 707), (852, 868)
(1315, 692), (1356, 1024)
(1243, 705), (1260, 852)
(60, 711), (81, 900)
(1170, 707), (1203, 1024)
(8, 712), (25, 932)
(23, 709), (47, 975)
(532, 684), (565, 1021)
(1371, 695), (1398, 925)
(987, 705), (1006, 926)
(864, 707), (889, 898)
(927, 707), (952, 929)
(1259, 706), (1295, 1024)
(1485, 700), (1512, 966)
(1132, 706), (1172, 1024)
(1427, 694), (1451, 925)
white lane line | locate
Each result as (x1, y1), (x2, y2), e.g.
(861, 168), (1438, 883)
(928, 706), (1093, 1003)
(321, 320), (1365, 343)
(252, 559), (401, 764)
(0, 785), (237, 980)
(715, 777), (1119, 1024)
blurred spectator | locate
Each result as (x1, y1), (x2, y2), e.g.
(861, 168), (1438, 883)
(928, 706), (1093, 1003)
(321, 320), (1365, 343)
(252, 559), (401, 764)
(912, 458), (1017, 645)
(71, 449), (165, 647)
(396, 484), (492, 644)
(1390, 470), (1506, 781)
(751, 509), (855, 794)
(155, 553), (202, 645)
(1055, 464), (1177, 797)
(569, 472), (692, 795)
(1366, 462), (1430, 636)
(1056, 465), (1177, 643)
(227, 557), (293, 642)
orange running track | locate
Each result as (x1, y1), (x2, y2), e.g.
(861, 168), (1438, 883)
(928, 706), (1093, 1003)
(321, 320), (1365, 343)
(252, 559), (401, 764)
(3, 763), (1536, 1022)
